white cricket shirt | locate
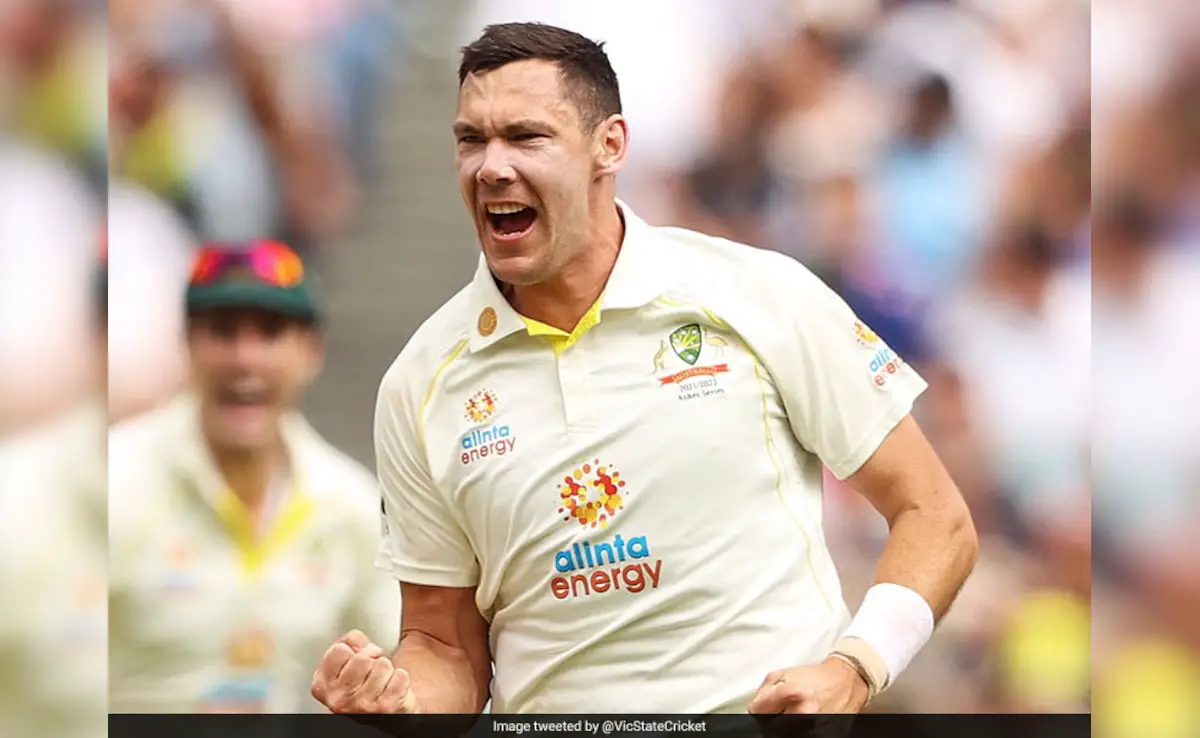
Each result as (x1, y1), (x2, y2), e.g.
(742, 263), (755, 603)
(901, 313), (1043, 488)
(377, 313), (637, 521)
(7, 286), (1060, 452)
(375, 202), (927, 713)
(0, 403), (107, 738)
(109, 395), (399, 713)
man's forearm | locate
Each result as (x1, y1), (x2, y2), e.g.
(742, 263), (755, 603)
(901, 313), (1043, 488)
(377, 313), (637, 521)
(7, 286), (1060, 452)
(874, 499), (978, 621)
(392, 631), (489, 714)
(821, 417), (978, 697)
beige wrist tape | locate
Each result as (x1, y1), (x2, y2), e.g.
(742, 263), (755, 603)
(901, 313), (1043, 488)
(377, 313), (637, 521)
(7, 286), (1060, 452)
(830, 637), (890, 699)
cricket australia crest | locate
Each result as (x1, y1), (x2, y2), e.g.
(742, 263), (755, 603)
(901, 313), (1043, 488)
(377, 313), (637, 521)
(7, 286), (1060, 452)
(669, 323), (703, 366)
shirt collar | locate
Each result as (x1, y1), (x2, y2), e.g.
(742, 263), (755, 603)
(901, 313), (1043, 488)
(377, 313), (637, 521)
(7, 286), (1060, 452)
(467, 199), (662, 353)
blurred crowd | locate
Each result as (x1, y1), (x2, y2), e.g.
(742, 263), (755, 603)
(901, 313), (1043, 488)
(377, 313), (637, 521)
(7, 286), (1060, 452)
(1089, 1), (1200, 736)
(0, 0), (1198, 729)
(2, 0), (410, 424)
(109, 0), (404, 252)
(107, 0), (407, 420)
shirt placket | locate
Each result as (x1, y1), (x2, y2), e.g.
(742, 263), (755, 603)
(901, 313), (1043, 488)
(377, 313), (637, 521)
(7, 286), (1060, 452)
(555, 342), (598, 435)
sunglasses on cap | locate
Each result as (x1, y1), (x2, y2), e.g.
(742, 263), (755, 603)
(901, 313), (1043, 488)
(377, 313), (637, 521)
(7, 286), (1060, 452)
(188, 241), (305, 288)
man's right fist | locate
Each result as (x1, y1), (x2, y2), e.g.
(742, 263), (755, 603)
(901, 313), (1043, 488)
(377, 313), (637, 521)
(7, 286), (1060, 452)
(311, 630), (419, 714)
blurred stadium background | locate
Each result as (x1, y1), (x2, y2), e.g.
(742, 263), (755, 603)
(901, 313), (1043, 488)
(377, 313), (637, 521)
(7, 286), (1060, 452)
(1, 0), (1199, 732)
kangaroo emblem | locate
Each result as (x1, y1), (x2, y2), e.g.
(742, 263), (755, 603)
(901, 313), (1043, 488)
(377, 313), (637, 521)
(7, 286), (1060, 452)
(653, 340), (667, 373)
(705, 331), (730, 357)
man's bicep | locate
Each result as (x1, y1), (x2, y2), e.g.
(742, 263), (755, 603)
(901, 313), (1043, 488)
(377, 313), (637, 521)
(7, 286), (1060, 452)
(844, 414), (962, 523)
(399, 582), (489, 658)
(375, 379), (480, 587)
(397, 581), (493, 706)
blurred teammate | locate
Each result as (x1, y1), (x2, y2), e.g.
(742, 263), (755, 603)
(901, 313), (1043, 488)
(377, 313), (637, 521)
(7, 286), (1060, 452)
(109, 240), (398, 713)
(0, 236), (107, 738)
(313, 23), (977, 715)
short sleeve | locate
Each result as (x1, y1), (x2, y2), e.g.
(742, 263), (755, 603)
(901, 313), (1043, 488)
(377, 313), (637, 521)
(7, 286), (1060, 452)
(750, 255), (928, 480)
(373, 368), (481, 587)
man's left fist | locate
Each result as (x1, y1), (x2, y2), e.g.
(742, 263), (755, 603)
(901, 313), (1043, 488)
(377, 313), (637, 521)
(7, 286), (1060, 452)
(748, 658), (871, 715)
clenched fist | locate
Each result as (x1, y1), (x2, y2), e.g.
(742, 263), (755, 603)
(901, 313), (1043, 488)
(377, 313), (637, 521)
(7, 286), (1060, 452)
(311, 630), (419, 714)
(748, 658), (870, 715)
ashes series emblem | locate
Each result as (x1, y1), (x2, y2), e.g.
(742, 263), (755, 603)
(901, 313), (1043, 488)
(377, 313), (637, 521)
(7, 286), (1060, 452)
(654, 323), (732, 400)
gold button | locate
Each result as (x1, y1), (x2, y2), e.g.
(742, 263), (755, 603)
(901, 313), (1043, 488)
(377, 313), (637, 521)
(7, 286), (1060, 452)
(478, 307), (498, 337)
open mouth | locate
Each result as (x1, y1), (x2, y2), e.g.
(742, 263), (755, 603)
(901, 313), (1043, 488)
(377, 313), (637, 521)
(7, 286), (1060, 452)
(215, 380), (273, 410)
(485, 202), (538, 240)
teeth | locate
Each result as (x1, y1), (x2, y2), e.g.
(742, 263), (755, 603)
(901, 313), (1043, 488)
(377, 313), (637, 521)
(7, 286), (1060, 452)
(228, 378), (266, 401)
(231, 378), (264, 393)
(486, 203), (529, 215)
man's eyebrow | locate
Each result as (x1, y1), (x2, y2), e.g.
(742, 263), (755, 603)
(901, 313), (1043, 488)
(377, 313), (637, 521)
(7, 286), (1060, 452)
(452, 120), (555, 137)
(452, 122), (481, 137)
(501, 120), (554, 134)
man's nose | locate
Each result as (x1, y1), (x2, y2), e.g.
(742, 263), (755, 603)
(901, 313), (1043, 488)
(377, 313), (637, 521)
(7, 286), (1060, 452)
(228, 327), (270, 364)
(476, 141), (517, 186)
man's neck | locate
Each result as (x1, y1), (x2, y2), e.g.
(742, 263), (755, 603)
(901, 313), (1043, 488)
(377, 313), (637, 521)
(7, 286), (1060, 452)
(209, 440), (286, 512)
(508, 200), (625, 332)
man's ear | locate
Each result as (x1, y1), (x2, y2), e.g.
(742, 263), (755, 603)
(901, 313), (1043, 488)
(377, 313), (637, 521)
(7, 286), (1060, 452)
(594, 114), (630, 177)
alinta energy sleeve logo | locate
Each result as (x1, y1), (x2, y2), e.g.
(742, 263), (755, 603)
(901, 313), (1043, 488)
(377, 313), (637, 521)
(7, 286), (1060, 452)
(853, 321), (906, 389)
(460, 389), (515, 465)
(550, 459), (663, 600)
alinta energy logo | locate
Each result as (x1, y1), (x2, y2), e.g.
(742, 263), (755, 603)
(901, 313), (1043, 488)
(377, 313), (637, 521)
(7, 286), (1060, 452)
(550, 459), (663, 600)
(854, 321), (881, 347)
(464, 389), (497, 423)
(853, 321), (906, 389)
(460, 389), (515, 465)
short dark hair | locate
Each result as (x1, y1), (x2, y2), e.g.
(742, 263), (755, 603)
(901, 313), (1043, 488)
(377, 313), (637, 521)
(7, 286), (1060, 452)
(459, 22), (622, 129)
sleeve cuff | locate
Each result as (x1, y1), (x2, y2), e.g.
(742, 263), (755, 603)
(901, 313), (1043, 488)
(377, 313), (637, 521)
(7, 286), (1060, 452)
(826, 376), (927, 480)
(373, 551), (480, 588)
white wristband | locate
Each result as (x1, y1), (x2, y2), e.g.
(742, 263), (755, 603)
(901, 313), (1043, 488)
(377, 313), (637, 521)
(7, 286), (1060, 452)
(838, 583), (935, 689)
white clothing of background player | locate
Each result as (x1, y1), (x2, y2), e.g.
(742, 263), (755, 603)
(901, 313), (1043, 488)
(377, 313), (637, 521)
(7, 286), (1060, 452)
(312, 23), (978, 715)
